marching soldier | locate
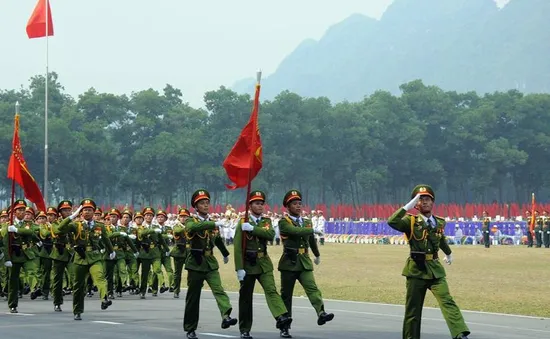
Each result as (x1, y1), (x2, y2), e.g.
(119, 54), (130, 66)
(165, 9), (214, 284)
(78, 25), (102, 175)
(183, 189), (237, 339)
(525, 211), (534, 247)
(542, 211), (550, 248)
(0, 209), (6, 298)
(37, 210), (53, 300)
(50, 201), (75, 312)
(2, 199), (37, 313)
(388, 184), (470, 339)
(278, 190), (333, 338)
(55, 199), (115, 320)
(534, 211), (543, 248)
(481, 211), (490, 248)
(143, 207), (168, 295)
(234, 190), (292, 339)
(22, 206), (42, 299)
(120, 209), (139, 293)
(154, 209), (174, 293)
(171, 208), (190, 298)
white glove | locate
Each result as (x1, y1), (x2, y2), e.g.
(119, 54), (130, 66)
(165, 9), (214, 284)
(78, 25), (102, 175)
(36, 241), (43, 247)
(4, 261), (12, 267)
(223, 256), (229, 264)
(168, 234), (174, 239)
(119, 232), (127, 237)
(236, 269), (246, 281)
(109, 251), (116, 260)
(129, 234), (136, 240)
(314, 256), (321, 265)
(166, 251), (170, 256)
(100, 249), (106, 254)
(134, 252), (139, 258)
(70, 205), (84, 220)
(0, 252), (4, 260)
(444, 254), (453, 265)
(241, 222), (254, 232)
(8, 225), (18, 233)
(215, 221), (224, 227)
(154, 228), (162, 233)
(403, 194), (421, 211)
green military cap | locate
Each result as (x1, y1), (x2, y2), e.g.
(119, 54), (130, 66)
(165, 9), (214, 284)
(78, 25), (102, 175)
(410, 184), (435, 200)
(25, 206), (36, 217)
(178, 208), (190, 217)
(80, 198), (97, 210)
(109, 208), (121, 217)
(121, 209), (133, 217)
(133, 211), (144, 220)
(12, 199), (28, 211)
(157, 209), (167, 218)
(46, 206), (58, 215)
(191, 189), (210, 208)
(142, 207), (155, 216)
(57, 200), (73, 211)
(0, 209), (8, 217)
(94, 207), (103, 215)
(283, 189), (302, 207)
(249, 190), (266, 203)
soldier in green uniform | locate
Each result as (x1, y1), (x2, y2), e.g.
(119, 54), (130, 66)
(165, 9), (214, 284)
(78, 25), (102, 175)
(183, 189), (237, 339)
(55, 199), (115, 320)
(388, 184), (470, 339)
(36, 210), (53, 300)
(2, 199), (39, 313)
(525, 210), (534, 247)
(143, 207), (169, 295)
(22, 206), (42, 299)
(135, 208), (169, 299)
(171, 208), (190, 299)
(50, 201), (77, 312)
(153, 209), (174, 293)
(120, 209), (139, 293)
(481, 211), (490, 248)
(0, 209), (7, 299)
(278, 190), (333, 338)
(534, 211), (543, 248)
(542, 211), (550, 248)
(234, 191), (292, 339)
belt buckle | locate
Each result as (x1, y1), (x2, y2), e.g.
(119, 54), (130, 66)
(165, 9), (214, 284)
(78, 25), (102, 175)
(86, 246), (93, 251)
(425, 254), (433, 260)
(186, 244), (190, 249)
(298, 248), (305, 254)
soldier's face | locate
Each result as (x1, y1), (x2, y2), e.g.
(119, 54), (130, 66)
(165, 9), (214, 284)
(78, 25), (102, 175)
(134, 217), (143, 226)
(287, 200), (302, 216)
(157, 215), (167, 224)
(82, 207), (94, 220)
(93, 214), (102, 221)
(110, 215), (119, 225)
(144, 214), (154, 223)
(178, 215), (188, 223)
(0, 216), (7, 223)
(60, 208), (71, 218)
(418, 196), (434, 214)
(196, 199), (210, 215)
(24, 212), (34, 221)
(47, 214), (57, 223)
(121, 214), (131, 225)
(250, 201), (264, 215)
(36, 216), (46, 224)
(14, 208), (25, 220)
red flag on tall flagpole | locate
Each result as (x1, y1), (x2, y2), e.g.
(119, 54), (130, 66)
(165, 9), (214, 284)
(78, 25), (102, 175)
(7, 113), (47, 212)
(529, 193), (536, 235)
(26, 0), (54, 39)
(223, 73), (263, 190)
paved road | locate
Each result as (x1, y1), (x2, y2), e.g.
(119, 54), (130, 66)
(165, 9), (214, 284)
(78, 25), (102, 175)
(1, 290), (549, 338)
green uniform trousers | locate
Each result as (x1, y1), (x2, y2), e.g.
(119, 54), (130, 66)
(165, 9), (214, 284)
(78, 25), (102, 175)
(126, 257), (138, 287)
(138, 258), (163, 295)
(73, 261), (108, 314)
(146, 258), (164, 293)
(115, 258), (128, 293)
(173, 257), (186, 295)
(104, 259), (117, 294)
(280, 270), (324, 318)
(543, 231), (550, 248)
(22, 257), (40, 291)
(239, 271), (288, 332)
(0, 257), (6, 294)
(40, 257), (53, 296)
(403, 277), (469, 339)
(52, 259), (72, 306)
(183, 269), (233, 332)
(7, 262), (27, 308)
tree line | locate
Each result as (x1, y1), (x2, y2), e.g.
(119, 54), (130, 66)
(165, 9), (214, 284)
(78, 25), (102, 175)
(0, 73), (548, 208)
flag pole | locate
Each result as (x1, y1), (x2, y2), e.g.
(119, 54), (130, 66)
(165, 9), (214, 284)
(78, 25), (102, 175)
(8, 102), (20, 257)
(44, 0), (50, 206)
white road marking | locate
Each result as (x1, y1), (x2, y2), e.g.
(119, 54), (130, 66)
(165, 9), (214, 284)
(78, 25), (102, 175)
(4, 312), (35, 316)
(91, 321), (123, 325)
(201, 333), (238, 338)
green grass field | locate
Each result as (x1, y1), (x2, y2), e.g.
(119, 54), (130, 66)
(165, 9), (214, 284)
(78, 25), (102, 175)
(209, 243), (550, 318)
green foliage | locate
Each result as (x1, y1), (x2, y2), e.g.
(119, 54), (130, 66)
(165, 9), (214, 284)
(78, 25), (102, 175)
(1, 73), (549, 207)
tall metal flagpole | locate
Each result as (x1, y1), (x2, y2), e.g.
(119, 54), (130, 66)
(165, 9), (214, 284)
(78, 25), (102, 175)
(44, 0), (49, 206)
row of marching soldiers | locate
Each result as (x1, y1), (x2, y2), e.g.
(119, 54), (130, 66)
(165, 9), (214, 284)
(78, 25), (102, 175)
(0, 189), (334, 339)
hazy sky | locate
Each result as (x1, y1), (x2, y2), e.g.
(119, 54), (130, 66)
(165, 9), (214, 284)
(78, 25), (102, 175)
(1, 0), (509, 108)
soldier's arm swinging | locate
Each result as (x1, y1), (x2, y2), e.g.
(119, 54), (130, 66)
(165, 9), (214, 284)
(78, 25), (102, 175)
(250, 219), (275, 240)
(387, 208), (412, 233)
(278, 218), (314, 236)
(214, 232), (230, 258)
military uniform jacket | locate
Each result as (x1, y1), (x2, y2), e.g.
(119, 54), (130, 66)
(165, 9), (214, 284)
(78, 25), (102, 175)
(234, 217), (275, 275)
(535, 217), (544, 233)
(277, 216), (319, 272)
(1, 221), (39, 263)
(106, 225), (138, 260)
(38, 223), (55, 258)
(184, 216), (229, 272)
(542, 217), (550, 233)
(481, 218), (490, 233)
(49, 220), (74, 262)
(170, 223), (188, 259)
(388, 208), (452, 280)
(122, 225), (138, 260)
(55, 217), (114, 266)
(136, 227), (168, 260)
(22, 221), (41, 257)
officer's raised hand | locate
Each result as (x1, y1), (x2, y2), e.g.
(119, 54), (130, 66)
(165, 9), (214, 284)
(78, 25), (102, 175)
(241, 222), (254, 232)
(403, 193), (421, 211)
(7, 225), (18, 233)
(70, 205), (84, 220)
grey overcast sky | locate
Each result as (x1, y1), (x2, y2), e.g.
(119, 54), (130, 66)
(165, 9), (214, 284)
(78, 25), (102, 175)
(1, 0), (509, 108)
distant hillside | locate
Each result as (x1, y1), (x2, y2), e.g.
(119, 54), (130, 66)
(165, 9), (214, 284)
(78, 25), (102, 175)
(232, 0), (550, 101)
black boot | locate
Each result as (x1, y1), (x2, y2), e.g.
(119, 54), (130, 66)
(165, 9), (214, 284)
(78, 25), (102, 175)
(10, 307), (18, 314)
(240, 332), (253, 339)
(276, 314), (292, 329)
(74, 313), (82, 320)
(54, 305), (62, 312)
(280, 328), (292, 338)
(101, 298), (112, 310)
(317, 311), (334, 325)
(221, 316), (238, 329)
(186, 331), (198, 339)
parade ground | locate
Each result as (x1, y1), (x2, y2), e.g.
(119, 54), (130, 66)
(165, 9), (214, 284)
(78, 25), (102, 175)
(1, 244), (550, 338)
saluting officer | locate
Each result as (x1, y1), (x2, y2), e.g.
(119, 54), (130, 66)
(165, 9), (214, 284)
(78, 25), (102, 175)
(278, 190), (333, 338)
(388, 185), (470, 339)
(183, 189), (237, 339)
(234, 190), (292, 339)
(55, 199), (116, 320)
(481, 211), (490, 248)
